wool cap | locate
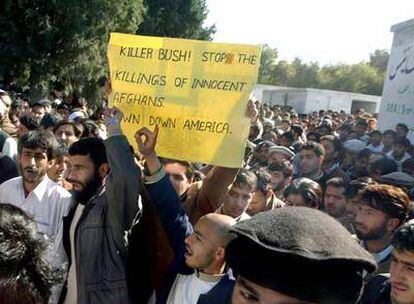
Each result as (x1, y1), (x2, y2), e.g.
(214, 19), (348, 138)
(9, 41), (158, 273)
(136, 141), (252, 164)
(226, 207), (377, 304)
(268, 145), (295, 160)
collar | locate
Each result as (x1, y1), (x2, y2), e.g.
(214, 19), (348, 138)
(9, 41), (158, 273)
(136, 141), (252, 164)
(195, 270), (225, 283)
(27, 176), (51, 202)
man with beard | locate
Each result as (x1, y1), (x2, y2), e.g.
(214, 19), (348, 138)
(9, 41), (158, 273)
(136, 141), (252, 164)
(61, 108), (141, 304)
(0, 130), (73, 302)
(387, 137), (411, 171)
(355, 183), (409, 274)
(267, 160), (293, 199)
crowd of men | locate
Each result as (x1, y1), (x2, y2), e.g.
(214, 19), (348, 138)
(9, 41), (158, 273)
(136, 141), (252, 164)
(0, 85), (414, 304)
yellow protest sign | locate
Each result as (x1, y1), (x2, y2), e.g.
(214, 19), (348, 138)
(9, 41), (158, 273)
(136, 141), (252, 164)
(107, 33), (261, 167)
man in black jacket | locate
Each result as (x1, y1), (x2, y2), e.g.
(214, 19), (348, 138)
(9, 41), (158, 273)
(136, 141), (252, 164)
(62, 108), (142, 304)
(361, 220), (414, 304)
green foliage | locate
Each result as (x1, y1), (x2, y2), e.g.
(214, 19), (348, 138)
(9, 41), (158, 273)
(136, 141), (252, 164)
(258, 46), (387, 96)
(0, 0), (144, 103)
(137, 0), (215, 40)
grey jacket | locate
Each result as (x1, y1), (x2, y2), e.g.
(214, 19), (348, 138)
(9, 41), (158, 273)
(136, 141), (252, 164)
(61, 135), (142, 304)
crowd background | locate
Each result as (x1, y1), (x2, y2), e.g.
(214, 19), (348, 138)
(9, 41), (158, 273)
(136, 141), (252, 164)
(0, 82), (413, 304)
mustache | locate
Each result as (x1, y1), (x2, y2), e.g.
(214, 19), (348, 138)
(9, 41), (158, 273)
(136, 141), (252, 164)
(23, 166), (38, 172)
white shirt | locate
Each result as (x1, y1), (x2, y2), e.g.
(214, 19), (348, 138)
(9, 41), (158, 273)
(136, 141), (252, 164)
(367, 143), (384, 154)
(166, 272), (222, 304)
(2, 136), (17, 162)
(387, 151), (411, 171)
(0, 176), (73, 268)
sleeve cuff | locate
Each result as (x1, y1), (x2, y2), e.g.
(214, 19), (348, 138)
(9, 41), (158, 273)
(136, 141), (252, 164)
(144, 165), (167, 184)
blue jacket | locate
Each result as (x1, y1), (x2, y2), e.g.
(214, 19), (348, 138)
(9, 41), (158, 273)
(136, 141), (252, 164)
(145, 174), (234, 304)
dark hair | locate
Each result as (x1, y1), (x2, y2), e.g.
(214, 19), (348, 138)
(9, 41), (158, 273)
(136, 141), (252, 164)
(19, 115), (39, 131)
(290, 125), (303, 137)
(369, 130), (382, 137)
(255, 169), (272, 194)
(306, 131), (321, 143)
(383, 129), (397, 137)
(159, 158), (195, 181)
(356, 118), (368, 127)
(394, 137), (411, 149)
(357, 148), (372, 160)
(360, 184), (409, 221)
(268, 161), (293, 179)
(18, 131), (58, 160)
(283, 178), (323, 209)
(281, 131), (294, 144)
(233, 168), (257, 192)
(320, 135), (342, 153)
(402, 157), (414, 175)
(326, 177), (347, 191)
(393, 220), (414, 252)
(344, 177), (376, 199)
(368, 158), (398, 176)
(0, 204), (58, 304)
(55, 142), (69, 159)
(300, 141), (325, 158)
(40, 113), (63, 130)
(68, 137), (107, 169)
(53, 120), (84, 138)
(396, 123), (409, 132)
(81, 120), (100, 138)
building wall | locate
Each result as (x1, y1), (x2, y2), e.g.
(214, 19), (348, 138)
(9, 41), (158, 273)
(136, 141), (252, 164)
(252, 85), (381, 114)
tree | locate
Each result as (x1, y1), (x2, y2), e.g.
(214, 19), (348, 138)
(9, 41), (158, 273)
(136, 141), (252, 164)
(137, 0), (215, 40)
(369, 49), (389, 72)
(0, 0), (144, 103)
(258, 44), (278, 84)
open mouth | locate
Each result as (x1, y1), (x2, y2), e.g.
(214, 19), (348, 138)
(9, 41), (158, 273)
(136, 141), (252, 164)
(184, 246), (193, 258)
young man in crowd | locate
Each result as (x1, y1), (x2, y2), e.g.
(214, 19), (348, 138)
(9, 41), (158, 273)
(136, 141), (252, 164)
(0, 130), (73, 302)
(47, 142), (72, 190)
(320, 135), (350, 185)
(267, 160), (293, 200)
(135, 125), (236, 304)
(298, 141), (325, 182)
(395, 123), (410, 139)
(247, 169), (284, 216)
(387, 137), (411, 171)
(361, 220), (414, 304)
(367, 130), (384, 153)
(324, 177), (351, 229)
(227, 207), (377, 304)
(54, 120), (83, 147)
(355, 183), (410, 274)
(62, 108), (142, 304)
(343, 177), (376, 233)
(216, 168), (257, 222)
(283, 177), (323, 209)
(382, 129), (397, 154)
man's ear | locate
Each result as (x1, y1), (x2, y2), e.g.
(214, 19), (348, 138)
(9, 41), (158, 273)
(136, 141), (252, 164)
(47, 159), (55, 171)
(215, 246), (226, 262)
(99, 163), (110, 178)
(388, 218), (401, 233)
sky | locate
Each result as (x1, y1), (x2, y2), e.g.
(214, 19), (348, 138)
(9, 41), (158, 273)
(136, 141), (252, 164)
(204, 0), (414, 65)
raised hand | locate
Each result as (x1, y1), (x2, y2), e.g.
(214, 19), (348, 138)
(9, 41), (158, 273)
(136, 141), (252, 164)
(134, 125), (159, 158)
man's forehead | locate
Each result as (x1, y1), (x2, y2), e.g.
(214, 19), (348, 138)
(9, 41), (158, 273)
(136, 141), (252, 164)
(21, 147), (47, 154)
(393, 248), (414, 264)
(68, 154), (93, 165)
(229, 184), (251, 194)
(165, 163), (187, 174)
